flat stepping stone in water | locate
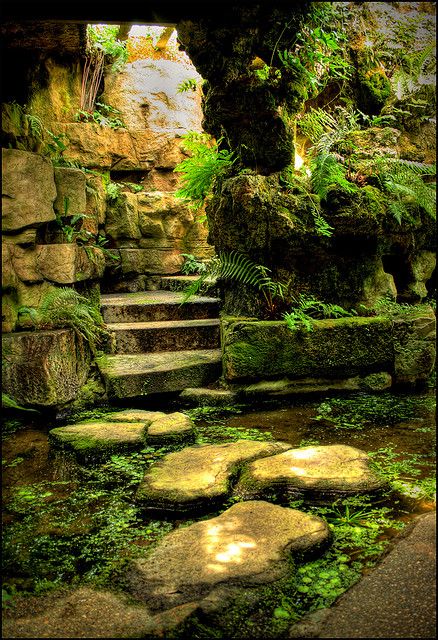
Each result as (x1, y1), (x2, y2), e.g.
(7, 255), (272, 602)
(49, 411), (195, 461)
(235, 444), (388, 502)
(146, 412), (195, 445)
(126, 500), (329, 614)
(135, 440), (291, 513)
(49, 421), (149, 461)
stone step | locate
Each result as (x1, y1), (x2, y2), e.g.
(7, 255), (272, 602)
(97, 348), (222, 398)
(107, 318), (221, 354)
(160, 275), (219, 297)
(100, 290), (220, 324)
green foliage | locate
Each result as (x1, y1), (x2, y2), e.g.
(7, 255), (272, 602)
(279, 3), (353, 97)
(87, 25), (128, 71)
(17, 287), (110, 355)
(180, 253), (208, 275)
(177, 78), (198, 93)
(174, 132), (235, 210)
(182, 251), (289, 316)
(1, 393), (39, 413)
(284, 294), (356, 332)
(105, 180), (122, 201)
(75, 102), (125, 129)
(373, 158), (436, 223)
(311, 152), (360, 201)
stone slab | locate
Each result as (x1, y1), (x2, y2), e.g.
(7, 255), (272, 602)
(126, 500), (329, 613)
(135, 439), (291, 513)
(236, 445), (389, 502)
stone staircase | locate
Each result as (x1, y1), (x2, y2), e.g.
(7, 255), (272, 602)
(97, 287), (222, 400)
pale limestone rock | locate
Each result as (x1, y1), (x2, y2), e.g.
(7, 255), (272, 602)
(2, 149), (56, 231)
(118, 247), (183, 275)
(236, 445), (388, 500)
(102, 58), (203, 134)
(53, 167), (86, 216)
(105, 192), (141, 240)
(127, 500), (329, 612)
(10, 245), (43, 283)
(135, 440), (291, 512)
(85, 173), (107, 226)
(35, 244), (105, 283)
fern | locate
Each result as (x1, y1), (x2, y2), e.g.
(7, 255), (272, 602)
(174, 133), (235, 209)
(181, 252), (288, 311)
(283, 294), (356, 332)
(18, 287), (110, 355)
(311, 153), (359, 201)
(374, 158), (436, 223)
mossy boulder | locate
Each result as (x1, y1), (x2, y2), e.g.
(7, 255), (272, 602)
(222, 316), (393, 382)
(235, 445), (389, 502)
(49, 421), (148, 460)
(135, 440), (291, 513)
(392, 307), (436, 386)
(126, 500), (329, 613)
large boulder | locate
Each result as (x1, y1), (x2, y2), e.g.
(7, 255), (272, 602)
(2, 149), (56, 231)
(53, 166), (86, 216)
(392, 306), (436, 386)
(35, 244), (105, 283)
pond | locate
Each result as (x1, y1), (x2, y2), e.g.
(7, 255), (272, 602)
(2, 388), (436, 636)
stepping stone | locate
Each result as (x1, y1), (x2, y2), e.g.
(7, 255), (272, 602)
(126, 500), (330, 614)
(97, 348), (222, 398)
(49, 411), (195, 460)
(1, 586), (198, 639)
(135, 440), (291, 513)
(146, 412), (196, 445)
(235, 444), (389, 502)
(49, 421), (149, 460)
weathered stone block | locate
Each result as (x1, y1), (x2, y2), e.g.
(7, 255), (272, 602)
(222, 316), (394, 382)
(36, 244), (105, 283)
(2, 149), (56, 231)
(53, 167), (86, 216)
(119, 248), (183, 275)
(407, 251), (436, 301)
(10, 245), (43, 283)
(85, 174), (107, 226)
(393, 307), (436, 385)
(105, 192), (141, 240)
(2, 328), (90, 407)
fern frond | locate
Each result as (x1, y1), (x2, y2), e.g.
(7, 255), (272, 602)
(311, 153), (358, 200)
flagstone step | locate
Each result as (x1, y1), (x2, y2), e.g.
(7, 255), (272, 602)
(107, 318), (220, 354)
(100, 290), (220, 324)
(97, 348), (223, 398)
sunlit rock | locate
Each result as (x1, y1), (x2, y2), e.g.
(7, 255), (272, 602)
(146, 411), (196, 445)
(135, 440), (291, 513)
(126, 500), (329, 613)
(235, 444), (388, 502)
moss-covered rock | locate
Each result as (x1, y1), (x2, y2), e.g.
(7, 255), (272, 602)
(235, 445), (389, 502)
(146, 412), (196, 445)
(222, 316), (393, 382)
(392, 307), (436, 386)
(135, 440), (291, 513)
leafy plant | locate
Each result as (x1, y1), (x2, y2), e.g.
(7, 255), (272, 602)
(177, 78), (198, 93)
(181, 251), (289, 315)
(372, 157), (436, 223)
(283, 294), (356, 332)
(174, 132), (235, 210)
(180, 253), (208, 275)
(17, 287), (110, 355)
(75, 102), (125, 129)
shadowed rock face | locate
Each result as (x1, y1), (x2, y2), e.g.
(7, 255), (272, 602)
(126, 500), (330, 613)
(236, 444), (389, 501)
(135, 439), (292, 513)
